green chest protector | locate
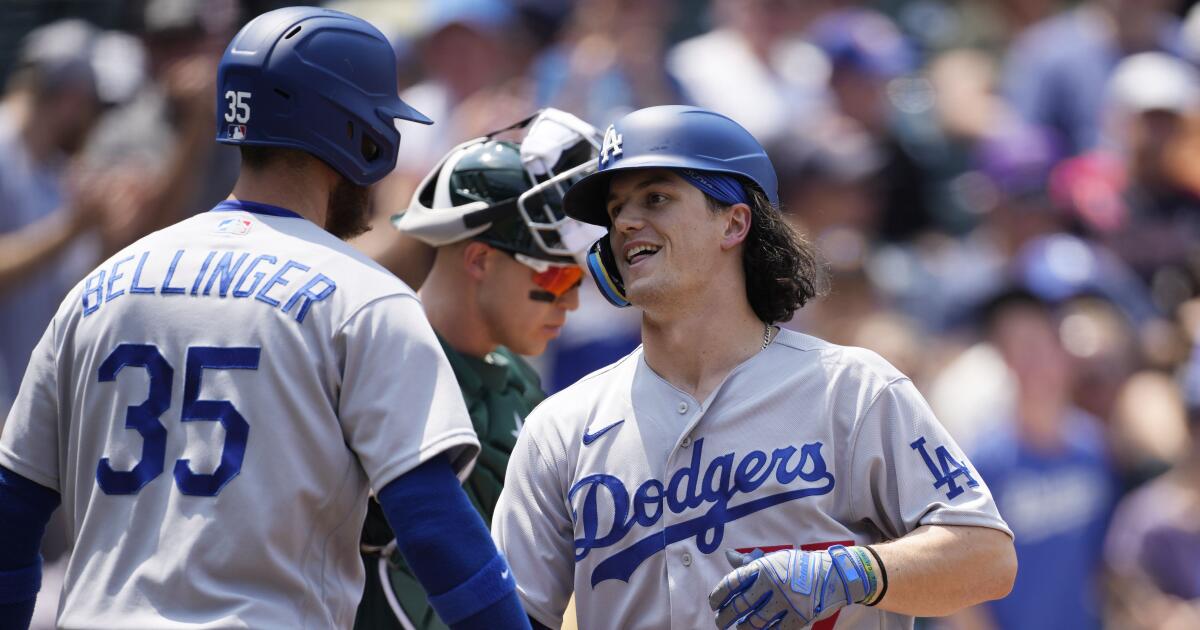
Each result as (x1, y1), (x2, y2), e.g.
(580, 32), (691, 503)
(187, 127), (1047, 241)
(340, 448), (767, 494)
(354, 338), (545, 630)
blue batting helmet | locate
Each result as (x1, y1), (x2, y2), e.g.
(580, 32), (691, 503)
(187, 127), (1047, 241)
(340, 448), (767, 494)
(562, 105), (779, 307)
(216, 7), (432, 186)
(561, 105), (779, 226)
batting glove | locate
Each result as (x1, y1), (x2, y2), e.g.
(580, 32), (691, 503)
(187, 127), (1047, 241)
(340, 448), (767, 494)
(708, 545), (882, 629)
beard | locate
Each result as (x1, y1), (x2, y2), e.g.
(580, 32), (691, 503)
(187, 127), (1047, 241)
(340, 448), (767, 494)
(324, 177), (373, 240)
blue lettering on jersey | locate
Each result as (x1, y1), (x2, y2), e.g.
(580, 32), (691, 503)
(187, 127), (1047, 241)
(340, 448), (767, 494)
(203, 252), (250, 297)
(129, 252), (155, 294)
(281, 274), (337, 324)
(105, 255), (135, 303)
(189, 251), (218, 295)
(79, 249), (337, 325)
(233, 254), (276, 297)
(161, 249), (187, 295)
(569, 438), (834, 586)
(82, 270), (106, 316)
(255, 260), (309, 307)
(910, 436), (979, 500)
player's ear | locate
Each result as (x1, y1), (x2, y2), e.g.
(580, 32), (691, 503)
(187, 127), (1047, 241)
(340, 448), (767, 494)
(462, 241), (492, 281)
(720, 202), (752, 251)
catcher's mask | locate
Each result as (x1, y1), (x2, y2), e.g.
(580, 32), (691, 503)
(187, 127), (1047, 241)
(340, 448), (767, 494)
(394, 108), (606, 269)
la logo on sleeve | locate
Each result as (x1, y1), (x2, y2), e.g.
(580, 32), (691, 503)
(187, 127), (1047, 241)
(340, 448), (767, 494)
(910, 436), (979, 500)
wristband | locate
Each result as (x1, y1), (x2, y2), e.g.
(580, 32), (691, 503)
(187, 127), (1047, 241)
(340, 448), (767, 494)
(426, 552), (517, 625)
(862, 545), (888, 606)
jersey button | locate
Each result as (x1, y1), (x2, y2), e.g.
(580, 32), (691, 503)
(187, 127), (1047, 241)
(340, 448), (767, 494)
(681, 435), (692, 448)
(681, 552), (693, 567)
(677, 402), (688, 414)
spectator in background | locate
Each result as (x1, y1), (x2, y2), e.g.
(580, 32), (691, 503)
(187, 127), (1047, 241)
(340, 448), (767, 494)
(0, 19), (119, 418)
(971, 122), (1066, 259)
(1050, 53), (1200, 318)
(386, 0), (535, 171)
(531, 0), (685, 126)
(85, 0), (240, 239)
(892, 124), (1065, 443)
(1002, 0), (1181, 156)
(1107, 366), (1192, 490)
(0, 22), (134, 625)
(966, 290), (1117, 630)
(667, 0), (831, 143)
(768, 116), (882, 347)
(1104, 345), (1200, 630)
(356, 0), (537, 287)
(807, 7), (932, 241)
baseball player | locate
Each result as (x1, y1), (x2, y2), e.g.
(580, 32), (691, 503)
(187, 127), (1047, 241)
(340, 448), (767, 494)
(0, 8), (528, 629)
(492, 105), (1017, 629)
(355, 108), (604, 630)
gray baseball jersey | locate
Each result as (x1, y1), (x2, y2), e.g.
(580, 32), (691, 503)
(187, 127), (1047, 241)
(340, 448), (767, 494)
(493, 327), (1011, 630)
(0, 201), (479, 629)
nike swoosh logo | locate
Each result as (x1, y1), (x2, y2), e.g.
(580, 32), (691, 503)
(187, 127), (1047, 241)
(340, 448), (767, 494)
(501, 569), (510, 579)
(582, 420), (625, 446)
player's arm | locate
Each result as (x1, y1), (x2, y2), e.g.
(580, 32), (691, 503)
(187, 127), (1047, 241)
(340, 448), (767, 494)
(0, 465), (60, 628)
(859, 523), (1015, 616)
(711, 377), (1016, 628)
(853, 377), (1016, 612)
(376, 455), (530, 630)
(337, 295), (527, 628)
(712, 524), (1015, 628)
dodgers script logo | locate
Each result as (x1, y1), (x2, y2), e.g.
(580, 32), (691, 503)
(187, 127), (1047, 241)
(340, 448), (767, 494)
(569, 438), (834, 586)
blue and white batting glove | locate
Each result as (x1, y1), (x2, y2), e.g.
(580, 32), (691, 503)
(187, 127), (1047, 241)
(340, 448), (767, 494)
(708, 545), (882, 629)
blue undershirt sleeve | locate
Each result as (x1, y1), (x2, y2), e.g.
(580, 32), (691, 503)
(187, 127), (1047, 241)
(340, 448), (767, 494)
(376, 455), (530, 630)
(0, 465), (61, 628)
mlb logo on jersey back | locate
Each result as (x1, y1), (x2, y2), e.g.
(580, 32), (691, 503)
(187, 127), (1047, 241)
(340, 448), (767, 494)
(228, 124), (247, 140)
(215, 216), (253, 236)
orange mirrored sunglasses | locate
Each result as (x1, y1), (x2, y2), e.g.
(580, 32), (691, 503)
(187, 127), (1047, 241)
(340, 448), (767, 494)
(506, 250), (583, 299)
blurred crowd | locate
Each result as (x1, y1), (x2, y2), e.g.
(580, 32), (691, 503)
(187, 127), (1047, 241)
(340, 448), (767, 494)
(4, 0), (1200, 628)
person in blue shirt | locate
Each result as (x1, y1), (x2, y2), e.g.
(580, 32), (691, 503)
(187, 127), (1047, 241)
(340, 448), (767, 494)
(969, 289), (1118, 629)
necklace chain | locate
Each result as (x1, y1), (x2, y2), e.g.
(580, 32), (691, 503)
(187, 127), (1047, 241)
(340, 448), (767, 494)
(761, 322), (772, 351)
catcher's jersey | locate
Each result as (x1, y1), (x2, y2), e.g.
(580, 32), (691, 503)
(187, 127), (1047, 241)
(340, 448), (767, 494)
(493, 328), (1011, 630)
(0, 201), (479, 629)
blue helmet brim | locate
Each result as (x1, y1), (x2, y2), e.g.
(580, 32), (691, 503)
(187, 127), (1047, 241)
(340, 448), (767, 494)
(380, 99), (433, 126)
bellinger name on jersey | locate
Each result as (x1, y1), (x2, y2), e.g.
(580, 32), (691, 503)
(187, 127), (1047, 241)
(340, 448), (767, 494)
(570, 437), (835, 586)
(79, 248), (338, 324)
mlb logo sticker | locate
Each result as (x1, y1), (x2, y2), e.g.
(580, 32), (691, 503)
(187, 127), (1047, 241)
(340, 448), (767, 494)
(228, 124), (247, 140)
(215, 216), (253, 236)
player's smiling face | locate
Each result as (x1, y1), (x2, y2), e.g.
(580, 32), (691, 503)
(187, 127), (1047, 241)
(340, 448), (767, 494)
(605, 169), (732, 310)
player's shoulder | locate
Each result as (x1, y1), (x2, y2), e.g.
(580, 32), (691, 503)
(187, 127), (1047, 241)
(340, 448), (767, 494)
(772, 328), (908, 386)
(195, 209), (417, 303)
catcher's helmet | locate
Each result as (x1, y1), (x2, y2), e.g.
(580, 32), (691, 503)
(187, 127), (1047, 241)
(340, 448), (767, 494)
(395, 108), (605, 267)
(216, 7), (431, 186)
(561, 105), (779, 307)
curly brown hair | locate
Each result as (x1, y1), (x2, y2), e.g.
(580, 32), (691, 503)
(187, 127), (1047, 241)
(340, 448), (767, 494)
(706, 185), (825, 323)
